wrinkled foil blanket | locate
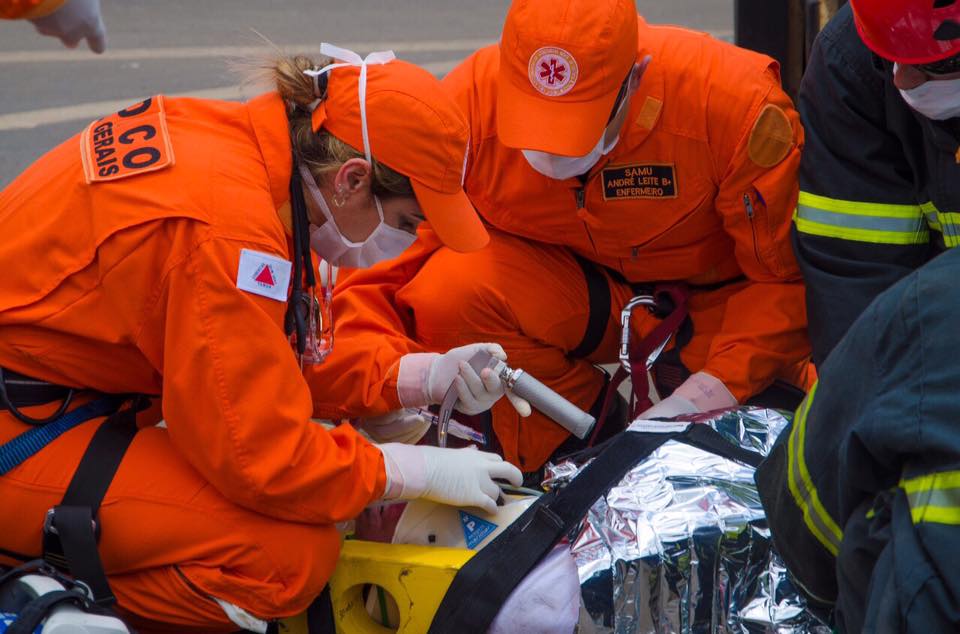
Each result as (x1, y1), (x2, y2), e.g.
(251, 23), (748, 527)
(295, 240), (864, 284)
(544, 408), (831, 634)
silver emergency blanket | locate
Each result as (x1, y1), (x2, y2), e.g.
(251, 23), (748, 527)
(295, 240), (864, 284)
(543, 408), (830, 634)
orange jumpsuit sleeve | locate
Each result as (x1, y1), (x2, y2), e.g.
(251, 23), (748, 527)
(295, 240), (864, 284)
(159, 235), (386, 524)
(304, 227), (443, 420)
(701, 64), (811, 401)
(0, 0), (63, 19)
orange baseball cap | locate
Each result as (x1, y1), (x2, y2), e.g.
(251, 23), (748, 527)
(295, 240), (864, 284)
(309, 46), (488, 253)
(497, 0), (639, 156)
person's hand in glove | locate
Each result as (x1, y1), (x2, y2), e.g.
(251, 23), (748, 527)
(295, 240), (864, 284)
(379, 443), (522, 513)
(633, 371), (737, 423)
(397, 343), (531, 416)
(361, 408), (431, 445)
(29, 0), (107, 53)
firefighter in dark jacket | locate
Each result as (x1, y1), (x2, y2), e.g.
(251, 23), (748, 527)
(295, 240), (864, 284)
(758, 246), (960, 632)
(794, 0), (960, 366)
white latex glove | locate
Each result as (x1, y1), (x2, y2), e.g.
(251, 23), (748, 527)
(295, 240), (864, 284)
(635, 393), (699, 420)
(379, 443), (523, 514)
(361, 408), (431, 445)
(30, 0), (107, 53)
(397, 343), (531, 417)
(634, 371), (737, 422)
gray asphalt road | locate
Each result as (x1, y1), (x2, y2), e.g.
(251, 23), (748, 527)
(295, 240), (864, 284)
(0, 0), (733, 188)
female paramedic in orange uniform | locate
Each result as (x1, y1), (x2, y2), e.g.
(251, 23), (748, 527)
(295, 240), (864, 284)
(0, 45), (525, 631)
(309, 0), (815, 474)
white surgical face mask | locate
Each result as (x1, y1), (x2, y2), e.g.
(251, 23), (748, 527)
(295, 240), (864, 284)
(301, 165), (417, 268)
(521, 82), (630, 180)
(895, 63), (960, 121)
(522, 132), (617, 180)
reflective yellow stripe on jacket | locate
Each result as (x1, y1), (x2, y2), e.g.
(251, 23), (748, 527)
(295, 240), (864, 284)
(922, 203), (960, 248)
(901, 471), (960, 525)
(794, 192), (929, 245)
(787, 382), (844, 556)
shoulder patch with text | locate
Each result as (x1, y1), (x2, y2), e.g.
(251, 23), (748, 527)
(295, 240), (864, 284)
(80, 96), (174, 183)
(602, 163), (677, 200)
(236, 249), (292, 302)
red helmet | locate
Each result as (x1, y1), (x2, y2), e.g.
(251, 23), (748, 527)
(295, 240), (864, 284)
(850, 0), (960, 65)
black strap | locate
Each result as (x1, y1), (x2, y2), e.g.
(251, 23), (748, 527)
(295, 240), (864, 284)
(0, 369), (71, 409)
(0, 559), (63, 589)
(306, 586), (336, 634)
(61, 402), (142, 514)
(682, 423), (763, 468)
(429, 430), (674, 633)
(7, 589), (92, 634)
(428, 425), (764, 633)
(284, 156), (317, 357)
(569, 254), (611, 359)
(628, 274), (747, 296)
(745, 379), (807, 412)
(43, 398), (145, 606)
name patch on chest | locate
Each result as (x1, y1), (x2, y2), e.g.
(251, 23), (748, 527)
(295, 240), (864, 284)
(601, 163), (677, 200)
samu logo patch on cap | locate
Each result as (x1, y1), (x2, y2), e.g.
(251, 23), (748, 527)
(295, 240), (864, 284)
(528, 47), (579, 97)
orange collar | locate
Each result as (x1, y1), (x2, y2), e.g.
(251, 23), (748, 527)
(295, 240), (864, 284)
(247, 92), (295, 237)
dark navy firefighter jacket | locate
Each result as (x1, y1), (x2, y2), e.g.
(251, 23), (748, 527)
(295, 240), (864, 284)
(757, 247), (960, 633)
(793, 4), (960, 367)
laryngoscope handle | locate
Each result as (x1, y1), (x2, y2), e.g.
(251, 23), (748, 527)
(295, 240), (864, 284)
(490, 359), (596, 440)
(437, 351), (598, 446)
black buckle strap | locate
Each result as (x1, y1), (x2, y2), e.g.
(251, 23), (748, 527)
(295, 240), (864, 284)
(42, 397), (147, 606)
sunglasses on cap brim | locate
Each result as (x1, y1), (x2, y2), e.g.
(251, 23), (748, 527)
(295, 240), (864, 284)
(604, 68), (635, 125)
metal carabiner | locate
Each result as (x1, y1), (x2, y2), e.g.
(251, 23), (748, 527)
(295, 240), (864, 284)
(619, 295), (673, 374)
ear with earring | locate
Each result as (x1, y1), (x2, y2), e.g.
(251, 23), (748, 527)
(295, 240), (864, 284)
(332, 185), (347, 208)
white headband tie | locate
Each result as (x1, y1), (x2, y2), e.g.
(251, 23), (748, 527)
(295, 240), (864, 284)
(303, 43), (396, 162)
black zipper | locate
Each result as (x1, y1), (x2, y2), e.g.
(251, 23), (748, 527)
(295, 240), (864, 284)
(743, 192), (763, 265)
(575, 188), (586, 209)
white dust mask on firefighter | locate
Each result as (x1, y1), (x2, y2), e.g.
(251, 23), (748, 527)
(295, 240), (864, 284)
(895, 63), (960, 121)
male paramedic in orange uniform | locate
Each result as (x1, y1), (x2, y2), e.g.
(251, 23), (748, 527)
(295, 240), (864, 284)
(0, 46), (525, 631)
(1, 0), (107, 53)
(317, 0), (812, 473)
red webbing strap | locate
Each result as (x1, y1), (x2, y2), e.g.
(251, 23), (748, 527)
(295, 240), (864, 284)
(588, 284), (690, 446)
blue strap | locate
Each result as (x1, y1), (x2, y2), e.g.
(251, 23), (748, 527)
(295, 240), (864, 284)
(0, 398), (121, 476)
